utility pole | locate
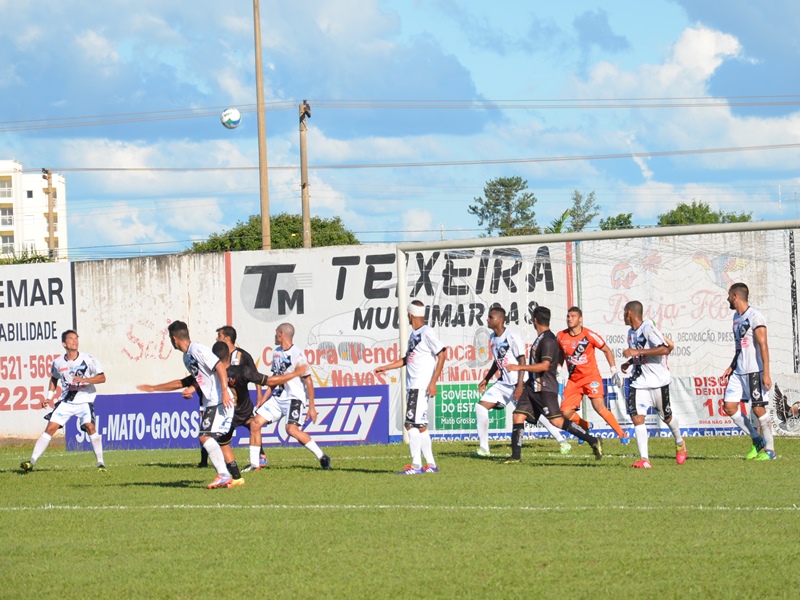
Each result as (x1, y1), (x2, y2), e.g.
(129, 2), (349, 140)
(253, 0), (271, 249)
(299, 100), (312, 249)
(42, 169), (56, 259)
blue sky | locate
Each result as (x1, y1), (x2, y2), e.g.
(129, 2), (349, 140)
(2, 0), (799, 258)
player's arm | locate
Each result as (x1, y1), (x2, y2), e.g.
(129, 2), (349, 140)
(214, 361), (233, 408)
(512, 353), (526, 401)
(375, 356), (406, 373)
(72, 372), (106, 385)
(266, 364), (308, 387)
(43, 376), (59, 409)
(508, 359), (551, 373)
(137, 379), (190, 393)
(755, 326), (771, 389)
(305, 375), (317, 424)
(478, 362), (499, 394)
(427, 349), (446, 398)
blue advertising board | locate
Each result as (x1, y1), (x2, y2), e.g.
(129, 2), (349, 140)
(66, 385), (389, 450)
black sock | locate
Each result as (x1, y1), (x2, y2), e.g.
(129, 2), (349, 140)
(563, 420), (597, 445)
(199, 446), (209, 466)
(511, 423), (524, 459)
(259, 447), (266, 458)
(227, 460), (242, 479)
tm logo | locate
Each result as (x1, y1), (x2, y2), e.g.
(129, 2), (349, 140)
(243, 264), (305, 318)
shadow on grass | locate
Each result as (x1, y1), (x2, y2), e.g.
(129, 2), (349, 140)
(144, 462), (212, 470)
(105, 479), (201, 489)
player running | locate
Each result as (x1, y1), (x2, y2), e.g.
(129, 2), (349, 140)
(506, 306), (603, 462)
(247, 323), (330, 470)
(474, 305), (570, 457)
(375, 300), (446, 474)
(557, 306), (629, 443)
(621, 301), (686, 468)
(721, 282), (775, 460)
(21, 330), (107, 473)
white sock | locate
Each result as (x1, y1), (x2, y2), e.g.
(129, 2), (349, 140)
(89, 433), (105, 466)
(202, 439), (230, 476)
(537, 416), (565, 443)
(419, 430), (436, 467)
(31, 433), (52, 466)
(476, 404), (490, 452)
(730, 409), (758, 439)
(407, 428), (422, 468)
(665, 418), (683, 446)
(304, 440), (324, 459)
(249, 445), (261, 468)
(634, 424), (649, 460)
(758, 415), (775, 452)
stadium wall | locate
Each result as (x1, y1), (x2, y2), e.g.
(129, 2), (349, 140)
(2, 229), (800, 441)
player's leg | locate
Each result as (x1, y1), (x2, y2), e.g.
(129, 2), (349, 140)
(412, 392), (437, 472)
(723, 374), (764, 457)
(475, 384), (510, 456)
(655, 385), (685, 464)
(80, 404), (105, 470)
(507, 412), (527, 462)
(217, 428), (243, 484)
(589, 395), (627, 440)
(399, 390), (424, 472)
(628, 388), (651, 468)
(286, 400), (330, 469)
(562, 381), (591, 431)
(22, 419), (62, 471)
(199, 406), (233, 488)
(749, 374), (775, 459)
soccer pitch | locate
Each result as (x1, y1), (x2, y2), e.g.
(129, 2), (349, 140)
(2, 437), (798, 599)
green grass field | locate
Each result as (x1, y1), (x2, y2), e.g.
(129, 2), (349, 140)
(2, 436), (799, 599)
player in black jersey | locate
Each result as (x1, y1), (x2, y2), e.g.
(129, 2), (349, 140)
(215, 326), (268, 470)
(506, 306), (603, 462)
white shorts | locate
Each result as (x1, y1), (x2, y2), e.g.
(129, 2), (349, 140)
(479, 382), (516, 409)
(404, 388), (431, 428)
(49, 402), (95, 429)
(199, 404), (233, 438)
(725, 373), (769, 407)
(627, 385), (673, 421)
(255, 396), (307, 427)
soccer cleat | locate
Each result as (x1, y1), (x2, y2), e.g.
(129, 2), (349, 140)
(676, 442), (687, 465)
(98, 464), (107, 472)
(259, 455), (268, 467)
(242, 464), (260, 473)
(473, 449), (491, 457)
(197, 461), (209, 469)
(590, 439), (603, 460)
(206, 474), (233, 489)
(502, 458), (522, 465)
(229, 478), (245, 487)
(632, 459), (652, 469)
(746, 436), (766, 460)
(320, 455), (331, 470)
(20, 461), (33, 473)
(620, 433), (631, 446)
(423, 464), (439, 473)
(754, 449), (776, 461)
(559, 441), (572, 455)
(397, 464), (423, 475)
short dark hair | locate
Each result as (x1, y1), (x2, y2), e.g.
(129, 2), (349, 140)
(624, 301), (643, 318)
(216, 325), (237, 343)
(61, 329), (77, 343)
(212, 341), (229, 360)
(567, 306), (583, 317)
(167, 320), (190, 340)
(729, 282), (749, 302)
(533, 306), (551, 326)
(489, 304), (506, 321)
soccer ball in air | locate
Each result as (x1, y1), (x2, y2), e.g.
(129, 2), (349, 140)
(220, 108), (242, 129)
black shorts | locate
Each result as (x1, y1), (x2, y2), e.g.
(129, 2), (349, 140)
(514, 387), (562, 423)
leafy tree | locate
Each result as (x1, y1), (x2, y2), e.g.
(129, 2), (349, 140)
(568, 190), (600, 232)
(545, 209), (571, 234)
(468, 176), (540, 237)
(657, 200), (751, 226)
(188, 213), (359, 253)
(599, 213), (635, 230)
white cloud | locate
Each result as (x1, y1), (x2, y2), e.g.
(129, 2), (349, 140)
(76, 30), (120, 65)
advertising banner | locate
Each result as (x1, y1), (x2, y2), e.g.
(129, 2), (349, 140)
(0, 262), (73, 436)
(66, 385), (389, 450)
